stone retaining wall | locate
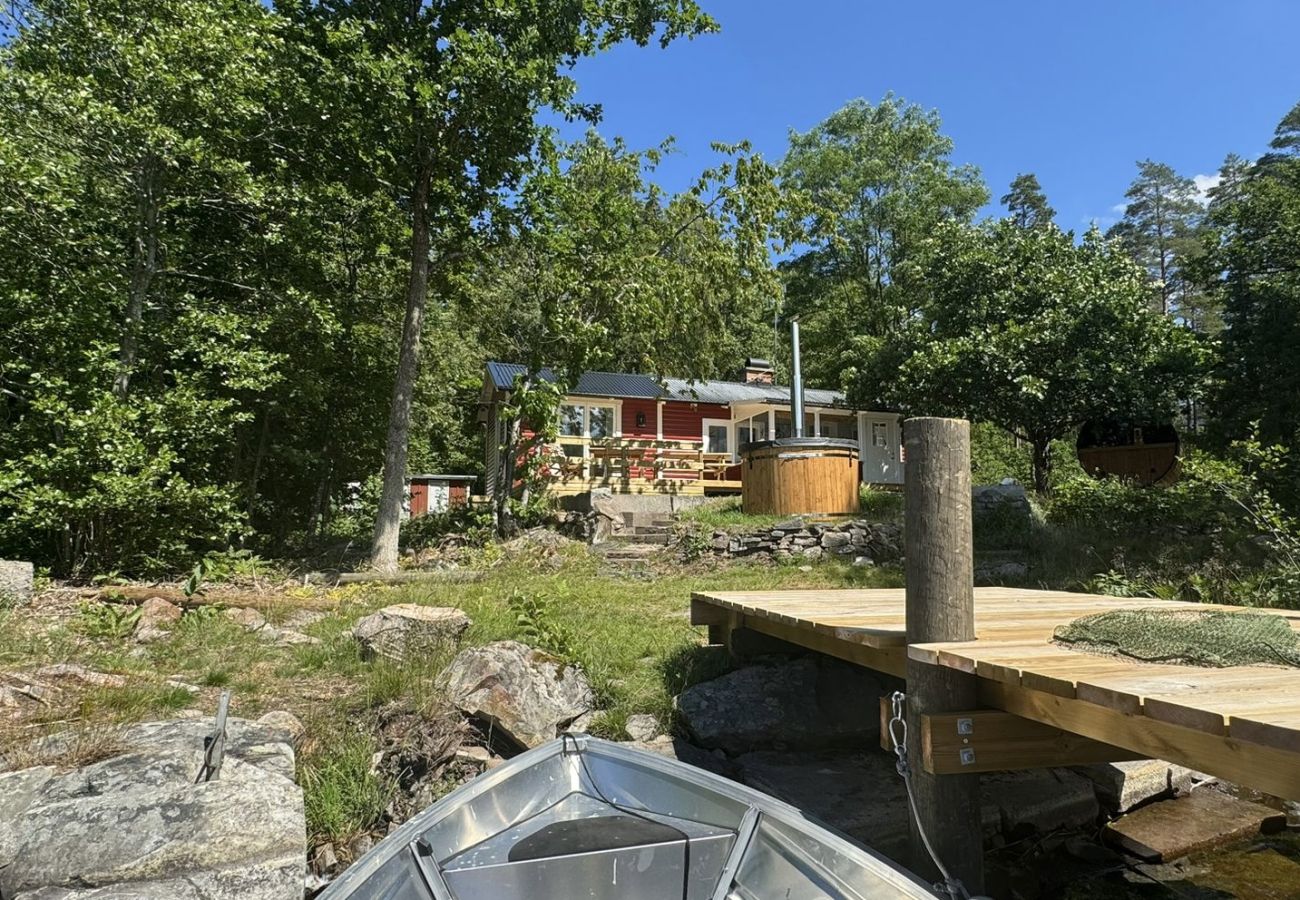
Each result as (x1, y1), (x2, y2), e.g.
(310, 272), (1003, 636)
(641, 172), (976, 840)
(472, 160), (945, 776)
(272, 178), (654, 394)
(694, 519), (904, 565)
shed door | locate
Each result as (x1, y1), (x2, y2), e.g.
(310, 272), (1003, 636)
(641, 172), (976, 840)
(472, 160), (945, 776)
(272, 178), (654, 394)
(861, 415), (903, 485)
(428, 483), (450, 513)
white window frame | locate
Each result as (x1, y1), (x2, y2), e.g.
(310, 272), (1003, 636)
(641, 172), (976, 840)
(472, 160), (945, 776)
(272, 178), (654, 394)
(556, 398), (623, 478)
(585, 402), (620, 441)
(701, 417), (736, 462)
(736, 413), (769, 447)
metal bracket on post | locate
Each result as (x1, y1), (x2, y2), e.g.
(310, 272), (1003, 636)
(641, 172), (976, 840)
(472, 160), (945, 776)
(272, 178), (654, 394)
(196, 690), (231, 783)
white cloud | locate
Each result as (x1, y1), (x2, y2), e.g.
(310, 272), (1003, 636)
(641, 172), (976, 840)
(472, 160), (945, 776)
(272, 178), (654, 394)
(1192, 173), (1221, 204)
(1110, 202), (1127, 214)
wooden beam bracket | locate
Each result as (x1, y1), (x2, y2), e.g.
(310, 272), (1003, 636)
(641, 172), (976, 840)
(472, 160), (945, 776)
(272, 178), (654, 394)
(879, 701), (1141, 774)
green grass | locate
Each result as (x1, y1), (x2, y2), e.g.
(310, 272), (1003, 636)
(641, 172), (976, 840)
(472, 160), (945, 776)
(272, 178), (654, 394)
(858, 485), (904, 522)
(679, 489), (904, 532)
(78, 682), (196, 720)
(300, 732), (395, 843)
(1, 543), (902, 843)
(676, 497), (789, 531)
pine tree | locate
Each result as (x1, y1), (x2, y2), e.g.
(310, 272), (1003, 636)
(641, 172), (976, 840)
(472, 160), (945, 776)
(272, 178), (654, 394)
(1000, 173), (1055, 228)
(1107, 160), (1204, 320)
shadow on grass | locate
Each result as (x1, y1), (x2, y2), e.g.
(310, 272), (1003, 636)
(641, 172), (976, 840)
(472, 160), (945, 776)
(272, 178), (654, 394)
(659, 641), (732, 700)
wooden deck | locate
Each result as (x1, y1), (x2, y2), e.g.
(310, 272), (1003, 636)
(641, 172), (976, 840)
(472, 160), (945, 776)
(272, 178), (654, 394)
(690, 587), (1300, 800)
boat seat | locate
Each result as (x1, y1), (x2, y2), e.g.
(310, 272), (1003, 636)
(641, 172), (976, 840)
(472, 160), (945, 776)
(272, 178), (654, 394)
(439, 792), (735, 900)
(507, 814), (688, 862)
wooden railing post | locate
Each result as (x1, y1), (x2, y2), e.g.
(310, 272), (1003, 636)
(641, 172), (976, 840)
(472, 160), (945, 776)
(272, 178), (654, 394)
(903, 417), (984, 893)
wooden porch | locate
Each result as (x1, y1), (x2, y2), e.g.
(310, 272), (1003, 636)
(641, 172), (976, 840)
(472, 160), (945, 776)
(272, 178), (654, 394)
(546, 437), (742, 496)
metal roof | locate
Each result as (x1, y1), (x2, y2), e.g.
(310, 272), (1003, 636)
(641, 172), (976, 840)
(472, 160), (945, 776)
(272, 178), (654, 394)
(485, 361), (557, 391)
(484, 361), (851, 408)
(408, 473), (478, 482)
(661, 378), (845, 408)
(485, 362), (666, 399)
(570, 371), (668, 399)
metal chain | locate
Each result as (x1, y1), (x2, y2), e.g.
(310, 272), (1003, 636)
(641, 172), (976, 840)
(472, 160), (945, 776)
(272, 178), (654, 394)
(887, 690), (980, 900)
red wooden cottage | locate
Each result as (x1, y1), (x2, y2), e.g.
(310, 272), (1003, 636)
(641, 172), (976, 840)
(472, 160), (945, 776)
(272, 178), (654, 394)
(479, 359), (903, 499)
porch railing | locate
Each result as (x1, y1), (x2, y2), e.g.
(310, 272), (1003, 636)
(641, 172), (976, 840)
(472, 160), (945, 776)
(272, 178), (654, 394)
(545, 437), (735, 485)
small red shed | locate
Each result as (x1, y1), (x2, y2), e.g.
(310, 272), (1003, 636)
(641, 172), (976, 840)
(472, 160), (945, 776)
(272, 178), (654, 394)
(408, 474), (478, 518)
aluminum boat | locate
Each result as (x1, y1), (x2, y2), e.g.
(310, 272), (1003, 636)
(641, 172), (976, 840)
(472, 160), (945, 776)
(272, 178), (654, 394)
(319, 734), (937, 900)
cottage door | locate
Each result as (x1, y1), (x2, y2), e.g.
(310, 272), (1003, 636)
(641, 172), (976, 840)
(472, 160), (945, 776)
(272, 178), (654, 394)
(861, 415), (903, 485)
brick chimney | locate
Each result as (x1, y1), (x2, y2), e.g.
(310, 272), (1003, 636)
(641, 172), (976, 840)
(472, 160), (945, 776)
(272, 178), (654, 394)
(742, 357), (774, 384)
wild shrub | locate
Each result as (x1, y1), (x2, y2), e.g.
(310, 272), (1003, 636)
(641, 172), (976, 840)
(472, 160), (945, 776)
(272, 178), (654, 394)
(675, 523), (714, 562)
(1046, 450), (1237, 533)
(505, 590), (574, 659)
(401, 506), (494, 552)
(0, 394), (245, 580)
(74, 602), (142, 640)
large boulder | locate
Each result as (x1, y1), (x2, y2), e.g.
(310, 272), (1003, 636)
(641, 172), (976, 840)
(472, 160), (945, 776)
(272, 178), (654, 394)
(739, 751), (1099, 862)
(981, 768), (1099, 836)
(0, 560), (34, 607)
(676, 656), (884, 755)
(134, 598), (183, 644)
(0, 718), (305, 900)
(439, 641), (592, 748)
(972, 482), (1034, 524)
(1074, 759), (1198, 814)
(737, 751), (917, 861)
(352, 604), (471, 662)
(621, 735), (736, 779)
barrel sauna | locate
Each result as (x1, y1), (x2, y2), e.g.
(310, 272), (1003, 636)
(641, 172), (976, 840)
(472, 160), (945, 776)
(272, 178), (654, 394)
(1076, 420), (1180, 486)
(741, 437), (860, 515)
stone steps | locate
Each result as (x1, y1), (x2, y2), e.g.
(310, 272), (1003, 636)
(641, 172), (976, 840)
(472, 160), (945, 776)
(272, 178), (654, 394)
(598, 544), (661, 560)
(608, 532), (671, 546)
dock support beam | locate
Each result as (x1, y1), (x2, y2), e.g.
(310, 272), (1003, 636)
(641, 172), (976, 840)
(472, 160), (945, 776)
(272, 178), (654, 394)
(904, 417), (984, 894)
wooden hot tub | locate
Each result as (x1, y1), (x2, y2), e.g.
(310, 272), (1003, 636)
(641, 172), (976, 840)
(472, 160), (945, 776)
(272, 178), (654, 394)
(741, 437), (860, 515)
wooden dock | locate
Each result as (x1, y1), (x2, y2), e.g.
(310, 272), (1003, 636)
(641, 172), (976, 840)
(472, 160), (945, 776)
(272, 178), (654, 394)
(691, 587), (1300, 800)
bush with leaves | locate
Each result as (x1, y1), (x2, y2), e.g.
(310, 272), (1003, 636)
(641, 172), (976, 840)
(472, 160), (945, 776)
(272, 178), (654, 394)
(1046, 450), (1240, 534)
(400, 507), (495, 553)
(505, 590), (575, 660)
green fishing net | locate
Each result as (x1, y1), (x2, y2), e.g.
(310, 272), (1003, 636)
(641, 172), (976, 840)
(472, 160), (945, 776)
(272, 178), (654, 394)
(1052, 608), (1300, 668)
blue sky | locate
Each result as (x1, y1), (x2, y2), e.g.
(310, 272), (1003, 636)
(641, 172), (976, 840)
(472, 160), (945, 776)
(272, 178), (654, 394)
(547, 0), (1300, 231)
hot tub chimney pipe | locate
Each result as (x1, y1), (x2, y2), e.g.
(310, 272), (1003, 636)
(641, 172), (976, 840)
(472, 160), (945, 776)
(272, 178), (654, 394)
(790, 318), (805, 438)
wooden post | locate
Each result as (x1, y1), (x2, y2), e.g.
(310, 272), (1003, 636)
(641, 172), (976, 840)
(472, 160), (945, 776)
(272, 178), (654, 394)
(903, 417), (984, 894)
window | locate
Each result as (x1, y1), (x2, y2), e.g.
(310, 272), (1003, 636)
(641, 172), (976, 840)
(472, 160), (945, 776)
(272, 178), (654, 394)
(559, 404), (584, 437)
(774, 411), (793, 439)
(738, 416), (768, 445)
(706, 424), (730, 454)
(820, 415), (858, 441)
(872, 422), (888, 447)
(588, 405), (614, 440)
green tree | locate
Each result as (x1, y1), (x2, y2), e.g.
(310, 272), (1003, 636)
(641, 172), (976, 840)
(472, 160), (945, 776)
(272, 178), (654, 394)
(1000, 172), (1055, 228)
(470, 132), (787, 527)
(283, 0), (717, 570)
(1107, 160), (1209, 324)
(1206, 101), (1300, 509)
(0, 0), (302, 574)
(858, 221), (1205, 493)
(778, 95), (988, 388)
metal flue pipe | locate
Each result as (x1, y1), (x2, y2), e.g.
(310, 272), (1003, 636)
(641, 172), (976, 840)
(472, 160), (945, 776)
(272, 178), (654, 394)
(790, 319), (805, 438)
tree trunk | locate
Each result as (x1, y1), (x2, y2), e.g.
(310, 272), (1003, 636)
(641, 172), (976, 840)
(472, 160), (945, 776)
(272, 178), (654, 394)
(246, 407), (271, 526)
(370, 153), (434, 571)
(494, 388), (528, 535)
(114, 159), (159, 399)
(1031, 436), (1053, 495)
